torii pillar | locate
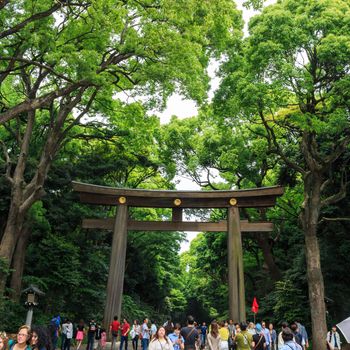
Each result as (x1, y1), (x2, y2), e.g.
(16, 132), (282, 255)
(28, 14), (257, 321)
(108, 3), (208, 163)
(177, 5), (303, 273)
(228, 206), (245, 322)
(103, 204), (128, 327)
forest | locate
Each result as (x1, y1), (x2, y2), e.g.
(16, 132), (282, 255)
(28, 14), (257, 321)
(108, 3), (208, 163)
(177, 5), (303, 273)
(0, 1), (350, 349)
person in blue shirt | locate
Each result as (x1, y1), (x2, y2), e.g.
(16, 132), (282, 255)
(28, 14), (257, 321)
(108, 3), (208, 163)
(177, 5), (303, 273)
(295, 321), (308, 349)
(261, 322), (271, 350)
(199, 323), (207, 348)
(168, 324), (184, 350)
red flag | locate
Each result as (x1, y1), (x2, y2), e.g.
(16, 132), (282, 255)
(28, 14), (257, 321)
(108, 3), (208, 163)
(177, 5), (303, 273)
(251, 297), (259, 314)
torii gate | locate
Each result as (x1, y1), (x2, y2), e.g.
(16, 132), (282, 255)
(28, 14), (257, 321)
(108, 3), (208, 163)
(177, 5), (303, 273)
(72, 181), (284, 326)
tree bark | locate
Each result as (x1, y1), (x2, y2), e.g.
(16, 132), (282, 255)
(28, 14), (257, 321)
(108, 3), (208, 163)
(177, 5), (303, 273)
(0, 202), (25, 293)
(300, 172), (327, 350)
(9, 226), (31, 301)
(256, 234), (282, 281)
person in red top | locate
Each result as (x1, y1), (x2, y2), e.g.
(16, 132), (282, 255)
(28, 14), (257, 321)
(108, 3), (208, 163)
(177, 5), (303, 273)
(120, 319), (130, 350)
(110, 316), (120, 350)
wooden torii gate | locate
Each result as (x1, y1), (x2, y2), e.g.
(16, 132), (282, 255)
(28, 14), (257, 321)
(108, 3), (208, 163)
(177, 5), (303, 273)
(73, 181), (284, 326)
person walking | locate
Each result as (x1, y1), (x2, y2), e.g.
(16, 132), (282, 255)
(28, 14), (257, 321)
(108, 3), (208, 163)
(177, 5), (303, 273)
(234, 323), (252, 350)
(200, 323), (207, 349)
(110, 317), (121, 350)
(252, 324), (265, 350)
(327, 326), (341, 350)
(168, 324), (184, 350)
(279, 328), (302, 350)
(63, 320), (73, 350)
(150, 322), (157, 341)
(87, 320), (97, 350)
(49, 316), (61, 350)
(277, 322), (289, 349)
(95, 324), (103, 350)
(268, 323), (276, 350)
(261, 322), (271, 350)
(180, 316), (199, 350)
(141, 319), (150, 350)
(218, 322), (229, 350)
(227, 320), (235, 350)
(131, 320), (141, 350)
(76, 321), (85, 350)
(120, 319), (130, 350)
(207, 322), (220, 350)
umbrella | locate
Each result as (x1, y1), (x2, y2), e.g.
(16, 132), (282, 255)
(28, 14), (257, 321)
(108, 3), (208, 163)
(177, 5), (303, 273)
(337, 317), (350, 343)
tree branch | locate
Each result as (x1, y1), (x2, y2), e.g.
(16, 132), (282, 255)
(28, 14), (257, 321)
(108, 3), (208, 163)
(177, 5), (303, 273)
(0, 56), (74, 83)
(0, 3), (62, 40)
(0, 140), (13, 184)
(0, 0), (10, 11)
(259, 110), (305, 174)
(0, 80), (89, 125)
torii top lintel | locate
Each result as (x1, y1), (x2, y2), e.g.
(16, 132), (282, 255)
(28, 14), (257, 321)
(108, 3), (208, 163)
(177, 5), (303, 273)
(72, 181), (284, 209)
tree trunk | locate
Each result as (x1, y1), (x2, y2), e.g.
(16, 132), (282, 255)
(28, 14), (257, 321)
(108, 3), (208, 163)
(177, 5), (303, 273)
(9, 226), (31, 301)
(301, 172), (327, 350)
(0, 202), (25, 294)
(256, 234), (282, 281)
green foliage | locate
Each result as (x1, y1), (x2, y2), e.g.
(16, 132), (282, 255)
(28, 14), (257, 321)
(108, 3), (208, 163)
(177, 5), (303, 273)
(263, 279), (308, 323)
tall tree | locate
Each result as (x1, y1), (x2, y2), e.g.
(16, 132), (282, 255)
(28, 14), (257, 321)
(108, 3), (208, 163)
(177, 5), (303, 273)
(214, 0), (350, 347)
(0, 0), (242, 293)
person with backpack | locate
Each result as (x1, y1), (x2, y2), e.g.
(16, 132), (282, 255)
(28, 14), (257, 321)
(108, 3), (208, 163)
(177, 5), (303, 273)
(326, 326), (341, 350)
(234, 323), (253, 350)
(252, 324), (265, 350)
(180, 316), (199, 350)
(87, 320), (97, 350)
(279, 328), (302, 350)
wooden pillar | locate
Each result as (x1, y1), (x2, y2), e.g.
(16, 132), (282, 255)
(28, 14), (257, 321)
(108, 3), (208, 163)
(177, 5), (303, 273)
(103, 204), (128, 329)
(172, 208), (182, 222)
(228, 207), (246, 322)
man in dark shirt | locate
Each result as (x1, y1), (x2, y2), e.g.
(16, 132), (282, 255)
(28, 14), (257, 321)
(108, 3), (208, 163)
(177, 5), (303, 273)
(252, 324), (266, 350)
(87, 319), (97, 350)
(180, 316), (199, 350)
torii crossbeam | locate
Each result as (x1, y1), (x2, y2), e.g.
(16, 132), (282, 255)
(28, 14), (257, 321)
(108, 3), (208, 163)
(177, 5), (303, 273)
(72, 181), (284, 326)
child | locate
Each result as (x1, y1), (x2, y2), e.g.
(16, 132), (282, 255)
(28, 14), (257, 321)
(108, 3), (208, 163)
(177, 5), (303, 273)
(100, 329), (107, 350)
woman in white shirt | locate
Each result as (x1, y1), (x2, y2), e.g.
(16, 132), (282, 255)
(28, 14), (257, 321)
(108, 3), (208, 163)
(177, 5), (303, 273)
(149, 327), (174, 350)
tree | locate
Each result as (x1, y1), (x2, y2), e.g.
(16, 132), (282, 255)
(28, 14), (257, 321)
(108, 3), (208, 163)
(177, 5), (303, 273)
(162, 115), (282, 281)
(214, 0), (350, 347)
(0, 0), (242, 293)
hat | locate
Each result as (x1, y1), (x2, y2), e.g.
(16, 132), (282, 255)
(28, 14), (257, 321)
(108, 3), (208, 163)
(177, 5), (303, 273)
(256, 323), (262, 332)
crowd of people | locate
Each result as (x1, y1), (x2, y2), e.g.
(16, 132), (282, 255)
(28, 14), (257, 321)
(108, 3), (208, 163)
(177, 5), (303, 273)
(0, 315), (342, 350)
